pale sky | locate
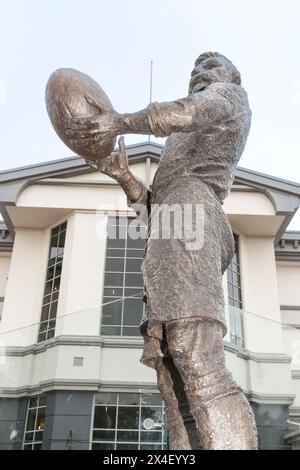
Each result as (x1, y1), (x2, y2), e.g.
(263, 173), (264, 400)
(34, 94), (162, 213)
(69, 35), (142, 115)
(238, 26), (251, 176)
(1, 0), (300, 228)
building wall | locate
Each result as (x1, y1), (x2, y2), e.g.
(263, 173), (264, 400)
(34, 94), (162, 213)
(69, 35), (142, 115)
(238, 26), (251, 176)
(0, 253), (11, 299)
(0, 159), (299, 449)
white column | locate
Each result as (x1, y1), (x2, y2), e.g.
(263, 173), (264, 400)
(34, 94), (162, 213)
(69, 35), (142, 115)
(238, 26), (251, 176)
(0, 228), (49, 346)
(241, 236), (284, 353)
(56, 212), (107, 337)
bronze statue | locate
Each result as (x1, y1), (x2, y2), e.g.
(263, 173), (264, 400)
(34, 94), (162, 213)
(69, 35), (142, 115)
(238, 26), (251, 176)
(46, 52), (258, 450)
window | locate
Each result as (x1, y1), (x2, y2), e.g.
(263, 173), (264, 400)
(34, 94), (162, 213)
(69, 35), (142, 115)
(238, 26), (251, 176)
(91, 392), (166, 450)
(101, 217), (146, 336)
(23, 395), (47, 450)
(38, 222), (67, 342)
(227, 234), (245, 347)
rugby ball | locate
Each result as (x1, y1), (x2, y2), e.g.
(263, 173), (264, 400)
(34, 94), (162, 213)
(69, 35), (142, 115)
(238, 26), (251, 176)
(45, 68), (117, 160)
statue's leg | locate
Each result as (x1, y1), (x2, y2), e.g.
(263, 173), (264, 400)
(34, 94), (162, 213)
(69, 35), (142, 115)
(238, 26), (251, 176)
(165, 319), (258, 450)
(155, 358), (191, 450)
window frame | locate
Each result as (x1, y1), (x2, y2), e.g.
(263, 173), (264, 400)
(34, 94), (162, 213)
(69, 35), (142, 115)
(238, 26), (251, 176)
(37, 221), (67, 343)
(90, 392), (166, 450)
(226, 233), (245, 348)
(100, 216), (146, 337)
(22, 395), (47, 450)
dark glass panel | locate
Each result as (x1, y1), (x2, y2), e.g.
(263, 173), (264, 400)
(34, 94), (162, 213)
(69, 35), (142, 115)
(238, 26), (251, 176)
(101, 326), (122, 336)
(104, 272), (124, 287)
(126, 258), (142, 273)
(95, 393), (117, 405)
(116, 430), (139, 442)
(123, 299), (143, 326)
(93, 430), (115, 441)
(117, 407), (139, 430)
(122, 326), (140, 336)
(93, 406), (116, 429)
(124, 273), (143, 287)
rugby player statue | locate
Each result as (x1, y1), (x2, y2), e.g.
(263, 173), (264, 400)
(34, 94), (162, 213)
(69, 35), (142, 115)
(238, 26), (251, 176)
(46, 52), (258, 450)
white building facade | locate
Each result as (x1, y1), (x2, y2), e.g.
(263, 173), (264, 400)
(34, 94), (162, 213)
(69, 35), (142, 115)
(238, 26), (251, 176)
(0, 142), (300, 450)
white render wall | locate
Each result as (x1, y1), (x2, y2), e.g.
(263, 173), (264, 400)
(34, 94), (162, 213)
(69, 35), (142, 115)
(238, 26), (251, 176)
(0, 253), (11, 298)
(0, 160), (296, 408)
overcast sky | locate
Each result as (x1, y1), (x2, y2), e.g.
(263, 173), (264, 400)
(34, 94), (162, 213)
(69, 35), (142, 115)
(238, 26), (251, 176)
(1, 0), (300, 228)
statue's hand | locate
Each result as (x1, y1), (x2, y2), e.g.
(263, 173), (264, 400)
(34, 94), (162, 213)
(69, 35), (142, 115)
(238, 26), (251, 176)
(65, 93), (124, 145)
(85, 136), (130, 181)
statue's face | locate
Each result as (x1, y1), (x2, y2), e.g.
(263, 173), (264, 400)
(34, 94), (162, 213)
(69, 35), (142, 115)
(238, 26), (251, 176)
(188, 54), (240, 94)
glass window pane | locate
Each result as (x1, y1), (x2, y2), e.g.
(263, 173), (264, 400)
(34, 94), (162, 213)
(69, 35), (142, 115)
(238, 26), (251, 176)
(46, 265), (55, 281)
(49, 235), (59, 259)
(26, 409), (36, 431)
(141, 394), (162, 407)
(39, 396), (47, 407)
(124, 288), (143, 298)
(44, 281), (53, 296)
(34, 431), (43, 441)
(49, 302), (58, 319)
(23, 444), (33, 450)
(117, 407), (139, 429)
(53, 277), (61, 292)
(38, 332), (47, 343)
(104, 272), (124, 287)
(47, 329), (55, 340)
(116, 444), (138, 450)
(101, 326), (122, 336)
(42, 294), (51, 306)
(140, 444), (163, 450)
(124, 273), (143, 287)
(41, 305), (50, 322)
(118, 394), (140, 406)
(51, 291), (59, 302)
(127, 249), (144, 258)
(127, 237), (145, 249)
(93, 430), (115, 441)
(123, 299), (143, 326)
(107, 238), (126, 249)
(39, 321), (48, 333)
(141, 408), (163, 428)
(140, 431), (162, 443)
(24, 432), (34, 442)
(126, 258), (142, 273)
(102, 299), (122, 325)
(108, 216), (128, 226)
(106, 258), (125, 272)
(122, 326), (140, 336)
(92, 442), (115, 450)
(117, 430), (139, 442)
(36, 407), (46, 430)
(103, 288), (123, 297)
(95, 393), (117, 405)
(29, 397), (38, 408)
(54, 262), (62, 278)
(107, 225), (127, 240)
(33, 443), (42, 450)
(93, 406), (116, 429)
(106, 249), (125, 258)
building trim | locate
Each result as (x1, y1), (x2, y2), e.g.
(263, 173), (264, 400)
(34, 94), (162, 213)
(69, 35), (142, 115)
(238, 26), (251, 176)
(245, 391), (295, 405)
(1, 335), (292, 364)
(0, 380), (295, 405)
(280, 306), (300, 311)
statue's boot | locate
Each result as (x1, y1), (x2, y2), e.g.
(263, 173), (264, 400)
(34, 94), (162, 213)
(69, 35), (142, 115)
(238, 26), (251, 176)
(165, 318), (258, 450)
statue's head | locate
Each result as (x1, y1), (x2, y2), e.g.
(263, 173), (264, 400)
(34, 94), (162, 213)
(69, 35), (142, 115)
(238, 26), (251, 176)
(188, 52), (241, 94)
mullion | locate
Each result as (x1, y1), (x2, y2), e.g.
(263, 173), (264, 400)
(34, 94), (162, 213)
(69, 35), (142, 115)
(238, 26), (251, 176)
(121, 219), (128, 337)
